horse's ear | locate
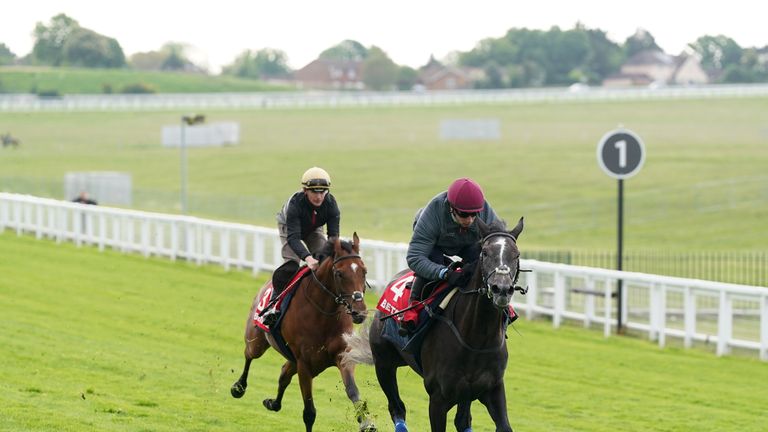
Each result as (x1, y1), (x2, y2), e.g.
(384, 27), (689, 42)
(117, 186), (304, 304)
(510, 217), (524, 240)
(352, 232), (360, 253)
(333, 236), (343, 256)
(476, 217), (490, 237)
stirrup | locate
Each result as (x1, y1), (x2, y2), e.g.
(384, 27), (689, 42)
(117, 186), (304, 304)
(262, 310), (280, 327)
(398, 319), (416, 336)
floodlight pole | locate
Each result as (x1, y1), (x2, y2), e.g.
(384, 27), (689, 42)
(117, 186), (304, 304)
(180, 114), (205, 214)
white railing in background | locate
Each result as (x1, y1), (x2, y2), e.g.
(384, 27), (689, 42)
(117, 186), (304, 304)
(1, 192), (766, 361)
(1, 84), (768, 112)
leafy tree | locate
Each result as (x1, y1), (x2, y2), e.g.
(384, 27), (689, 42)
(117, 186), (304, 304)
(0, 43), (16, 65)
(62, 28), (125, 68)
(222, 48), (290, 79)
(161, 43), (188, 71)
(319, 40), (368, 61)
(32, 14), (125, 68)
(689, 35), (743, 71)
(546, 26), (590, 84)
(32, 14), (80, 66)
(582, 27), (624, 84)
(361, 46), (397, 90)
(396, 66), (418, 90)
(719, 47), (768, 83)
(623, 28), (661, 58)
(459, 25), (618, 87)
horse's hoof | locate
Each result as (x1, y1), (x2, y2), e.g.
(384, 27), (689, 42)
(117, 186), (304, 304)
(263, 398), (281, 412)
(394, 421), (408, 432)
(359, 422), (377, 432)
(230, 382), (246, 398)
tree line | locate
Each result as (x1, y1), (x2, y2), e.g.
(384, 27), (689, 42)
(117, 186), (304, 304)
(1, 14), (766, 90)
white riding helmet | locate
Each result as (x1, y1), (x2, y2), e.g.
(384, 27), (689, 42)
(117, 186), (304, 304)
(301, 167), (331, 190)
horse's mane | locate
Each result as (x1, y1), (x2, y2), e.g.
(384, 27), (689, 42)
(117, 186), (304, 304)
(316, 237), (354, 263)
(485, 219), (508, 234)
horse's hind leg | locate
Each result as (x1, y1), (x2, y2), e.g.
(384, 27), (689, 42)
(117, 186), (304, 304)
(454, 401), (473, 432)
(263, 360), (296, 412)
(337, 360), (376, 431)
(374, 364), (408, 431)
(231, 325), (270, 398)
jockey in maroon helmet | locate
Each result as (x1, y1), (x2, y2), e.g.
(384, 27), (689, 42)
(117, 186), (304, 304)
(399, 177), (500, 335)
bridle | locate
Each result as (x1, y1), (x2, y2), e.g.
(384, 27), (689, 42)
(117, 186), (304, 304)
(306, 253), (367, 317)
(476, 232), (530, 298)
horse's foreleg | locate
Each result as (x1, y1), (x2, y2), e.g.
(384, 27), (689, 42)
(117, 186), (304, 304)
(263, 360), (296, 412)
(230, 357), (252, 398)
(374, 364), (408, 430)
(297, 361), (317, 432)
(428, 394), (451, 432)
(479, 384), (513, 432)
(231, 325), (270, 398)
(338, 361), (376, 431)
(454, 401), (473, 432)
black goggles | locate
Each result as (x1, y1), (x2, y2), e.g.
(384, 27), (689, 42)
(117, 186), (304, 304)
(303, 178), (330, 188)
(452, 207), (479, 218)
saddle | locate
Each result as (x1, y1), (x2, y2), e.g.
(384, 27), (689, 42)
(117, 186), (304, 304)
(376, 270), (519, 372)
(253, 264), (310, 332)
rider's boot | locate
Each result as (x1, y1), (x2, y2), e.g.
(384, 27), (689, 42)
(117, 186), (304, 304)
(398, 277), (425, 336)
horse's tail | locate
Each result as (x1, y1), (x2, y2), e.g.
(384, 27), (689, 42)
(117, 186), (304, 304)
(341, 323), (373, 367)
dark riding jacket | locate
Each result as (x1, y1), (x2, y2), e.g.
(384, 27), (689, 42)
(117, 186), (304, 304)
(407, 191), (499, 281)
(277, 191), (340, 260)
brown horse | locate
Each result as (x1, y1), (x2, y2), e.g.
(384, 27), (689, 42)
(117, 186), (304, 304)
(1, 133), (20, 149)
(231, 233), (376, 432)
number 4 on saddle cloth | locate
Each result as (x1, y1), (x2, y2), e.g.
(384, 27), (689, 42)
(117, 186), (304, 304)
(377, 271), (519, 335)
(376, 270), (519, 373)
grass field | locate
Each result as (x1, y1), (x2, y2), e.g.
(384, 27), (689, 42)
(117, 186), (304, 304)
(1, 97), (767, 253)
(0, 66), (287, 94)
(1, 232), (767, 431)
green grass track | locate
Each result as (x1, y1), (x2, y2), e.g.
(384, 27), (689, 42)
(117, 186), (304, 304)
(1, 232), (767, 431)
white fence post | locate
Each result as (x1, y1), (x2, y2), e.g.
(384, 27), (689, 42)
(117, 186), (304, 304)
(658, 284), (667, 348)
(253, 232), (264, 276)
(525, 270), (538, 320)
(761, 295), (768, 361)
(717, 290), (733, 356)
(553, 273), (565, 328)
(603, 278), (612, 337)
(584, 277), (595, 328)
(684, 286), (696, 349)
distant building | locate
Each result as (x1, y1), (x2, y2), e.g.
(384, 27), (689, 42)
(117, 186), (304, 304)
(293, 59), (364, 90)
(603, 49), (709, 87)
(416, 56), (474, 90)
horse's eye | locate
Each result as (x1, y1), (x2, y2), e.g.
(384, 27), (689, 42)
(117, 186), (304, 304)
(334, 270), (342, 278)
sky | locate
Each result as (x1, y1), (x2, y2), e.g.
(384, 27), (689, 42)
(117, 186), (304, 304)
(2, 1), (766, 73)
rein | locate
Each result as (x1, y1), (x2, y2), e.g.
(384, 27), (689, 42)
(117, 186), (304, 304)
(304, 254), (365, 317)
(431, 231), (529, 353)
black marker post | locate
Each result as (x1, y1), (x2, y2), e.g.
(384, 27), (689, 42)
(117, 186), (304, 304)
(597, 128), (645, 334)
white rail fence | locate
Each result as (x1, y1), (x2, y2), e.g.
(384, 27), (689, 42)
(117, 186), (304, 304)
(2, 84), (768, 112)
(1, 192), (766, 361)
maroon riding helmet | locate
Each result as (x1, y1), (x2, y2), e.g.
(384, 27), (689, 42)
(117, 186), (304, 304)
(447, 178), (485, 213)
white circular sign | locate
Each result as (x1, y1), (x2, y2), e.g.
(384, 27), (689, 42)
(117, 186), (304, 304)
(597, 128), (645, 179)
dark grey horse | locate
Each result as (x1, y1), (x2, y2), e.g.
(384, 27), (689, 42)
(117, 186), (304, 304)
(345, 218), (525, 432)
